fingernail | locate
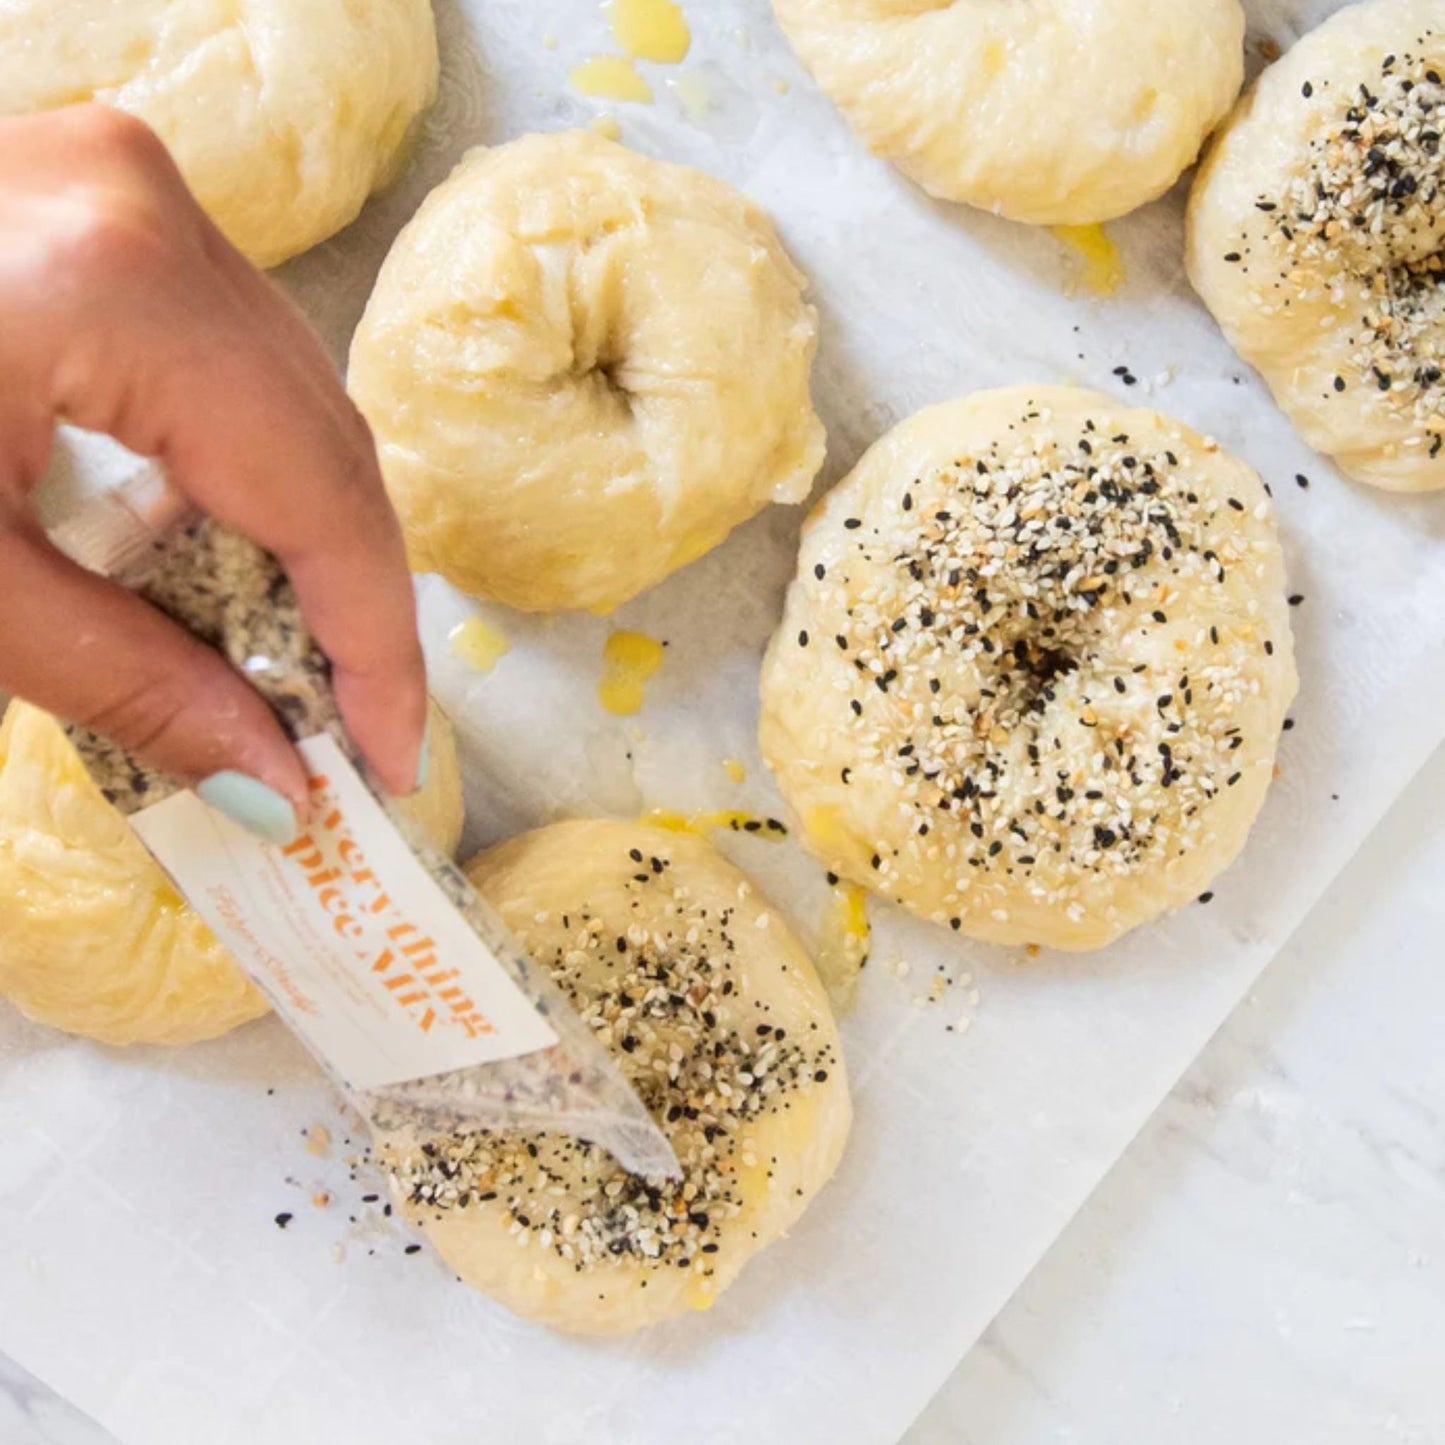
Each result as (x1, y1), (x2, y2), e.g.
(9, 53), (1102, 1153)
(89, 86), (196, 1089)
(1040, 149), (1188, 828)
(197, 772), (299, 846)
(413, 719), (431, 795)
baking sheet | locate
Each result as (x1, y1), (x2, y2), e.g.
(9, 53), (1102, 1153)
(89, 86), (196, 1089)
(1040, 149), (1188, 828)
(4, 2), (1445, 1442)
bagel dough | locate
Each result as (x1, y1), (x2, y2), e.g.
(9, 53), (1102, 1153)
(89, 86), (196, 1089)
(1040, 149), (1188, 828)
(383, 820), (851, 1334)
(0, 0), (438, 268)
(0, 698), (464, 1046)
(760, 387), (1298, 952)
(348, 131), (827, 613)
(770, 0), (1246, 225)
(1188, 0), (1445, 491)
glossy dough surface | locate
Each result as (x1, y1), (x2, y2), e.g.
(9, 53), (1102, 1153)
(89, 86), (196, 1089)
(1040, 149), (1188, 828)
(760, 387), (1298, 951)
(386, 820), (851, 1334)
(0, 0), (438, 268)
(348, 131), (826, 613)
(0, 699), (464, 1046)
(770, 0), (1245, 224)
(1188, 0), (1445, 491)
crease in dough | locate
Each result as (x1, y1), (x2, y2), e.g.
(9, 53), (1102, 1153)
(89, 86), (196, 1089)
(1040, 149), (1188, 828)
(349, 130), (827, 613)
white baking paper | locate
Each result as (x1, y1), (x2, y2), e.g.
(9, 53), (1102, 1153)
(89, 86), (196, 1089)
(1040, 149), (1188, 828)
(3, 2), (1445, 1443)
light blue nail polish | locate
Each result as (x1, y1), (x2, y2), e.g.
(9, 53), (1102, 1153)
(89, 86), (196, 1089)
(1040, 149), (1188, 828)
(413, 720), (431, 795)
(197, 772), (299, 847)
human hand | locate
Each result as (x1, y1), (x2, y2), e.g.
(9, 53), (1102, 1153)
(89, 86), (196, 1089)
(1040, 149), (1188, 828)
(0, 105), (427, 841)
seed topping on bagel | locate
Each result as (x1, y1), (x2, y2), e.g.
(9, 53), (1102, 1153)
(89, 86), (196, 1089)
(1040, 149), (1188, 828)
(802, 402), (1278, 913)
(389, 853), (838, 1276)
(1231, 37), (1444, 440)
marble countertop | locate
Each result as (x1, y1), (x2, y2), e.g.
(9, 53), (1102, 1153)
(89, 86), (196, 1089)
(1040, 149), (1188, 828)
(907, 740), (1445, 1445)
(6, 743), (1443, 1445)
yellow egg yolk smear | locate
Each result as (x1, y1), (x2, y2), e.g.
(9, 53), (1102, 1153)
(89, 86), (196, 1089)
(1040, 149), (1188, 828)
(598, 631), (665, 715)
(1051, 224), (1123, 296)
(449, 617), (510, 673)
(605, 0), (691, 63)
(571, 54), (653, 103)
(644, 809), (787, 840)
(815, 881), (870, 1008)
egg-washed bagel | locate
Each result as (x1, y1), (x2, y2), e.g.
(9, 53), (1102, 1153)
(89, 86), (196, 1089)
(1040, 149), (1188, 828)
(1188, 0), (1445, 491)
(348, 131), (826, 613)
(0, 698), (464, 1045)
(0, 0), (438, 269)
(770, 0), (1245, 225)
(760, 386), (1298, 951)
(383, 819), (851, 1334)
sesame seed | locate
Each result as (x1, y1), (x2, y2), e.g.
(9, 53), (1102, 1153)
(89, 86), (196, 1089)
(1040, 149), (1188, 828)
(1248, 52), (1445, 434)
(781, 397), (1286, 933)
(383, 841), (839, 1282)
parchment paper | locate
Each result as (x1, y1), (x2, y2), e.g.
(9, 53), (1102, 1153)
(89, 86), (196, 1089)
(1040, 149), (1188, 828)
(4, 2), (1445, 1443)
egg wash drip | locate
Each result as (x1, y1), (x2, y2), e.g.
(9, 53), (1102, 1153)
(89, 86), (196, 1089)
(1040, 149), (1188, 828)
(598, 631), (665, 716)
(1051, 225), (1124, 296)
(449, 617), (510, 673)
(606, 0), (690, 63)
(645, 809), (789, 840)
(571, 54), (652, 103)
(815, 877), (870, 1005)
(1241, 45), (1444, 451)
(571, 0), (691, 105)
(800, 405), (1279, 928)
(389, 835), (839, 1290)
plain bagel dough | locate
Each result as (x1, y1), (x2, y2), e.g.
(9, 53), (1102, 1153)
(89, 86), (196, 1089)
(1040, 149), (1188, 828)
(1188, 0), (1445, 492)
(760, 387), (1298, 951)
(384, 820), (851, 1334)
(0, 699), (464, 1046)
(769, 0), (1247, 225)
(348, 131), (827, 613)
(0, 0), (438, 269)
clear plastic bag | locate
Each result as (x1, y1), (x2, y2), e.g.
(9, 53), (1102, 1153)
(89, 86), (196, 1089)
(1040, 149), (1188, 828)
(48, 467), (680, 1179)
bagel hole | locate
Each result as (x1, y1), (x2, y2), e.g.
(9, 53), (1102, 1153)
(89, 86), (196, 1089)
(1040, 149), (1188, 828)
(581, 356), (636, 417)
(598, 359), (635, 410)
(1011, 642), (1079, 713)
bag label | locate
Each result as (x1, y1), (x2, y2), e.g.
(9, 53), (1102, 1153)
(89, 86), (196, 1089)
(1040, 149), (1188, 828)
(131, 734), (558, 1089)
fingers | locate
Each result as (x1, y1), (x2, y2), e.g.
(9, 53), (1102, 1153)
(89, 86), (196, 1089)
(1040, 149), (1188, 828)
(140, 340), (430, 799)
(195, 246), (431, 796)
(4, 108), (429, 798)
(181, 198), (430, 795)
(0, 518), (309, 823)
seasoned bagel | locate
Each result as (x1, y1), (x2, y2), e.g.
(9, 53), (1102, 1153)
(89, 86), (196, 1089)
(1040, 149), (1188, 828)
(759, 387), (1297, 952)
(0, 0), (438, 269)
(348, 131), (826, 613)
(0, 699), (464, 1046)
(770, 0), (1245, 225)
(383, 820), (851, 1334)
(1188, 0), (1445, 491)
